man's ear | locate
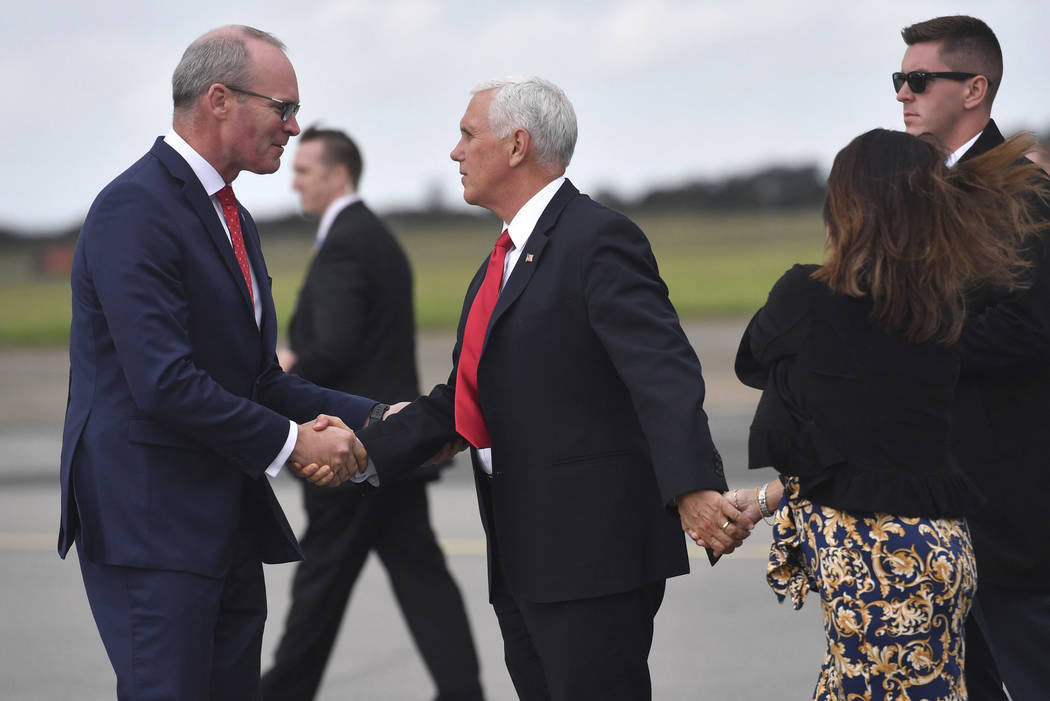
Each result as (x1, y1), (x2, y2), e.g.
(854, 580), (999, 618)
(205, 83), (233, 119)
(332, 163), (354, 192)
(962, 75), (990, 111)
(508, 127), (530, 167)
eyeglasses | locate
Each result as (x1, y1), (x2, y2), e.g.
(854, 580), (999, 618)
(892, 71), (978, 94)
(226, 85), (300, 122)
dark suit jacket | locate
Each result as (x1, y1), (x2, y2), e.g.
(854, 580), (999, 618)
(58, 137), (373, 578)
(287, 200), (419, 402)
(953, 119), (1050, 588)
(357, 180), (726, 604)
(286, 201), (434, 488)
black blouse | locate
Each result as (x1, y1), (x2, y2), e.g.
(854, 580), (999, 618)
(736, 264), (983, 517)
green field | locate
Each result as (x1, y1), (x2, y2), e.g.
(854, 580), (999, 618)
(0, 209), (825, 346)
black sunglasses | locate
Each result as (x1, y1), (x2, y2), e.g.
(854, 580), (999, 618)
(226, 85), (300, 122)
(892, 71), (978, 94)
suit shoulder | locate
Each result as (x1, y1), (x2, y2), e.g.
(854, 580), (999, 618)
(565, 192), (636, 225)
(83, 152), (174, 230)
(92, 151), (168, 202)
(323, 204), (410, 265)
(556, 193), (646, 249)
(329, 204), (397, 243)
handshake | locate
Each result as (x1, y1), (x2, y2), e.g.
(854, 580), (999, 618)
(287, 402), (468, 487)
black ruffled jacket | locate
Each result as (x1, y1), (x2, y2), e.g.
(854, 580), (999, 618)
(736, 264), (983, 518)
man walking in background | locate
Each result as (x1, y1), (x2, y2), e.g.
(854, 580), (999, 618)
(263, 127), (484, 701)
(895, 15), (1050, 699)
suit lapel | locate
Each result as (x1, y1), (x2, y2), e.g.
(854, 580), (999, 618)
(483, 180), (578, 348)
(960, 119), (1005, 163)
(151, 139), (258, 316)
(240, 208), (274, 340)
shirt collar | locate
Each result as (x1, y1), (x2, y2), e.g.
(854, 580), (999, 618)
(316, 193), (361, 249)
(163, 129), (227, 196)
(503, 176), (566, 250)
(946, 130), (984, 168)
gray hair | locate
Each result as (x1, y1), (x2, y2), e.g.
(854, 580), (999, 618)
(172, 26), (285, 113)
(472, 76), (577, 170)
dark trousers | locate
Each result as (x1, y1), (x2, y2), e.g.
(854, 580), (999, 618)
(78, 546), (267, 701)
(964, 584), (1050, 701)
(491, 577), (666, 701)
(261, 479), (483, 701)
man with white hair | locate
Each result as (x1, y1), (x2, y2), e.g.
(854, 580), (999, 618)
(352, 76), (751, 700)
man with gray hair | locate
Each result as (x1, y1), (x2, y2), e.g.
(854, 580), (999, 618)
(59, 25), (377, 699)
(352, 76), (750, 700)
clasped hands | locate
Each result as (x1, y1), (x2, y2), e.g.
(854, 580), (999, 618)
(677, 488), (760, 556)
(288, 413), (367, 487)
(288, 402), (469, 487)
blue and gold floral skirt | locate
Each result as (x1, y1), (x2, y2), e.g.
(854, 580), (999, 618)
(767, 477), (977, 700)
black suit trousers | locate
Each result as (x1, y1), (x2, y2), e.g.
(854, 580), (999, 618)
(491, 574), (665, 701)
(965, 584), (1050, 701)
(261, 480), (482, 701)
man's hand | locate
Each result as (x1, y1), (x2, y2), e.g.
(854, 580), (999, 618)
(676, 489), (754, 556)
(289, 417), (364, 486)
(287, 460), (338, 486)
(306, 413), (367, 474)
(277, 348), (297, 373)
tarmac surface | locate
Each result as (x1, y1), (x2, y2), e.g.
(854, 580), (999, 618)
(0, 319), (827, 700)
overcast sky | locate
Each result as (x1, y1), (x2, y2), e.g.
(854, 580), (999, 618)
(4, 0), (1048, 233)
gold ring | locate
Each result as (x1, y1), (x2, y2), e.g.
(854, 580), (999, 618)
(720, 520), (730, 530)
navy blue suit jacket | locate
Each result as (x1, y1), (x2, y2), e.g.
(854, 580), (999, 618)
(59, 137), (373, 577)
(357, 180), (726, 603)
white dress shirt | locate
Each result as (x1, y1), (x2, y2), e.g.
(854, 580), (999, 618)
(476, 176), (566, 474)
(163, 130), (296, 478)
(946, 130), (983, 168)
(354, 176), (567, 484)
(315, 193), (361, 250)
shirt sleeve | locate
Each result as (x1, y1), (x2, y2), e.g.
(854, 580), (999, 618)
(265, 420), (298, 477)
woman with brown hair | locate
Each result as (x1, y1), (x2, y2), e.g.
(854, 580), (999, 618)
(731, 128), (1048, 698)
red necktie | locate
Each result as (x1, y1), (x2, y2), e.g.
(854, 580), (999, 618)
(455, 230), (513, 449)
(216, 185), (254, 307)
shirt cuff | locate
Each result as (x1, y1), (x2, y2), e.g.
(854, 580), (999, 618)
(350, 438), (380, 487)
(266, 420), (298, 478)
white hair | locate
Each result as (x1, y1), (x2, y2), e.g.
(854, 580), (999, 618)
(472, 76), (577, 170)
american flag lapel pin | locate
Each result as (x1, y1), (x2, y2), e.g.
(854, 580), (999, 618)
(525, 253), (534, 263)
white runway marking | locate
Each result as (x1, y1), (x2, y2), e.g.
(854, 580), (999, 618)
(1, 532), (773, 560)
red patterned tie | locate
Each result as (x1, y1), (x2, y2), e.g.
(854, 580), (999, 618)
(455, 230), (513, 449)
(216, 185), (254, 307)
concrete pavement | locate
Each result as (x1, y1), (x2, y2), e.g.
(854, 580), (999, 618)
(0, 320), (828, 699)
